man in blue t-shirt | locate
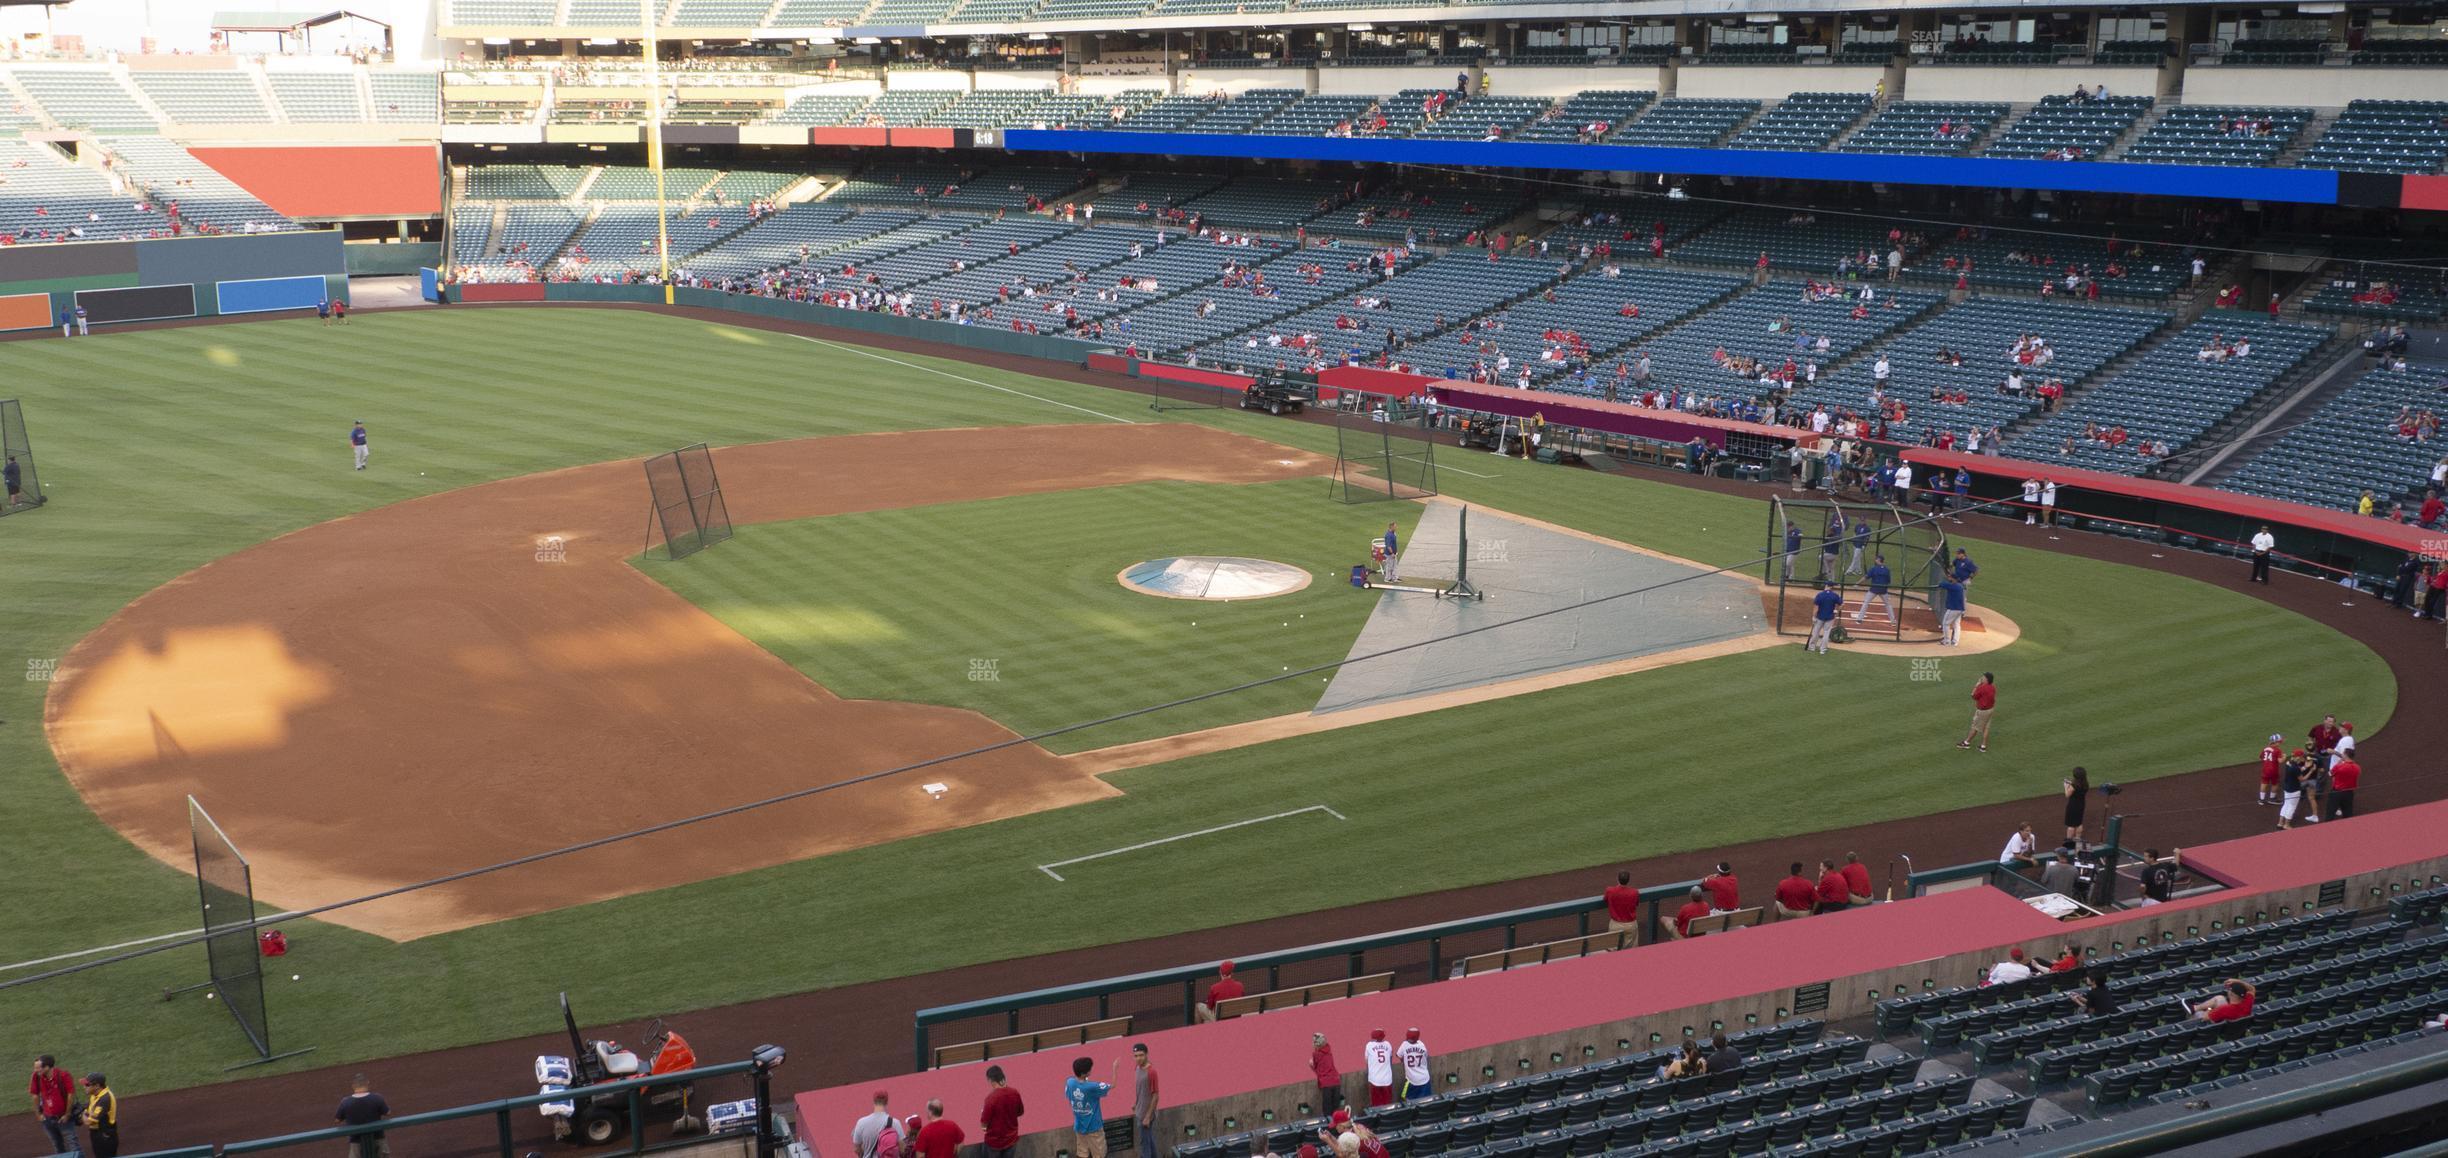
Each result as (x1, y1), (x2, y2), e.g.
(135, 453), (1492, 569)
(1951, 549), (1979, 586)
(1064, 1056), (1119, 1158)
(1938, 576), (1968, 646)
(1852, 555), (1893, 625)
(1382, 523), (1400, 582)
(1807, 582), (1842, 654)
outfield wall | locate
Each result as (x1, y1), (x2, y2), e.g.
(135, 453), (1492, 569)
(0, 230), (348, 329)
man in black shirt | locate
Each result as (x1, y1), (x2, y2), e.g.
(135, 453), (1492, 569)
(335, 1074), (391, 1158)
(2138, 849), (2188, 905)
(2069, 969), (2119, 1017)
(1704, 1034), (1742, 1080)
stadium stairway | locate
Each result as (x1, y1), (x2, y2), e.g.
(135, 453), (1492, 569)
(0, 70), (47, 129)
(2097, 105), (2174, 162)
(2276, 108), (2345, 167)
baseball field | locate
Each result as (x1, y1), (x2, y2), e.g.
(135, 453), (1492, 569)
(0, 305), (2397, 1099)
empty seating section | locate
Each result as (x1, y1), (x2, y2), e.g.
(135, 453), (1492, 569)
(669, 0), (774, 25)
(0, 139), (159, 241)
(1673, 208), (1900, 273)
(682, 207), (910, 279)
(1115, 95), (1214, 132)
(565, 0), (654, 22)
(2093, 40), (2167, 65)
(1088, 173), (1228, 218)
(2220, 363), (2448, 511)
(552, 98), (646, 124)
(2018, 314), (2332, 473)
(1986, 95), (2153, 161)
(785, 215), (985, 280)
(1178, 179), (1347, 231)
(446, 0), (556, 19)
(1181, 89), (1304, 135)
(589, 166), (717, 200)
(864, 0), (962, 23)
(862, 90), (960, 127)
(2122, 106), (2313, 167)
(268, 71), (367, 122)
(2222, 38), (2325, 65)
(1019, 94), (1112, 128)
(479, 203), (588, 273)
(1844, 101), (2008, 156)
(767, 0), (871, 24)
(1614, 99), (1758, 148)
(770, 93), (870, 125)
(1259, 94), (1379, 137)
(369, 71), (441, 122)
(927, 89), (1050, 128)
(945, 0), (1037, 22)
(1728, 92), (1871, 152)
(464, 164), (590, 199)
(2302, 101), (2448, 175)
(1191, 252), (1558, 367)
(130, 70), (271, 124)
(99, 137), (292, 231)
(1030, 0), (1149, 21)
(2354, 39), (2448, 66)
(1915, 234), (2189, 299)
(563, 205), (713, 276)
(1541, 201), (1728, 253)
(16, 69), (157, 131)
(706, 170), (798, 202)
(936, 169), (1084, 210)
(1511, 91), (1656, 143)
(449, 203), (496, 267)
(1791, 299), (2167, 436)
(1315, 189), (1522, 244)
(831, 164), (974, 205)
(839, 217), (1070, 288)
(898, 224), (1148, 307)
(1407, 268), (1745, 387)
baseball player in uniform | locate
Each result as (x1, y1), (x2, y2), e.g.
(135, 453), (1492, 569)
(1846, 519), (1871, 576)
(1381, 523), (1400, 581)
(1362, 1030), (1394, 1107)
(1807, 582), (1841, 654)
(1851, 555), (1894, 625)
(2258, 734), (2283, 806)
(1396, 1029), (1431, 1101)
(350, 421), (370, 471)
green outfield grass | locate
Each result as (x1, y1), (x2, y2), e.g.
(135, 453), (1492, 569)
(649, 479), (1409, 751)
(0, 307), (2397, 1100)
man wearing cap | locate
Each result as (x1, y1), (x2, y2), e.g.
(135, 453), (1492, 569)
(1127, 1044), (1160, 1158)
(1806, 581), (1840, 655)
(2278, 749), (2314, 830)
(2258, 734), (2284, 806)
(1308, 1033), (1343, 1114)
(852, 1091), (895, 1158)
(349, 420), (370, 471)
(78, 1074), (116, 1158)
(1361, 1031), (1394, 1107)
(1395, 1029), (1431, 1101)
(2249, 525), (2275, 583)
(1195, 961), (1242, 1023)
(1985, 949), (2036, 986)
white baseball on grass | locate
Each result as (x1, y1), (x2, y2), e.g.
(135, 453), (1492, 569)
(292, 974), (301, 981)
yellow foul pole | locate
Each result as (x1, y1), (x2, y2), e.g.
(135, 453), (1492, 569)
(643, 0), (673, 303)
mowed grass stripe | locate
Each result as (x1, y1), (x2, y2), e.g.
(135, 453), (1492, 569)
(0, 309), (2394, 1100)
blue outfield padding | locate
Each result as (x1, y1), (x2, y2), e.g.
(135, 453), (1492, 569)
(215, 274), (329, 316)
(998, 131), (2347, 206)
(419, 266), (442, 303)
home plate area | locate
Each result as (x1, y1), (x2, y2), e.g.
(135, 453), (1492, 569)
(1318, 504), (1766, 714)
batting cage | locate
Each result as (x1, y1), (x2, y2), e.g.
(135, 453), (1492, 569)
(174, 797), (314, 1068)
(643, 443), (733, 561)
(1330, 405), (1440, 504)
(1146, 370), (1225, 413)
(0, 399), (42, 518)
(1762, 496), (1949, 642)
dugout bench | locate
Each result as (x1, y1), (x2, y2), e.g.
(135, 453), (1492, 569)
(930, 1015), (1134, 1068)
(1211, 972), (1396, 1020)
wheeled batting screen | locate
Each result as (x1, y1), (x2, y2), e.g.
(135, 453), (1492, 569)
(644, 443), (733, 560)
(189, 796), (272, 1058)
(1330, 404), (1439, 504)
(0, 399), (41, 518)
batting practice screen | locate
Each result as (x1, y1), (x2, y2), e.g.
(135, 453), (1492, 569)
(1763, 496), (1948, 642)
(0, 399), (41, 518)
(1330, 406), (1440, 504)
(189, 796), (272, 1059)
(644, 443), (733, 560)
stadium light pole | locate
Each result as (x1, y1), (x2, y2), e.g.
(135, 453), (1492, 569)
(641, 0), (673, 304)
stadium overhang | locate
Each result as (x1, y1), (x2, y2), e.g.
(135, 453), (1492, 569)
(211, 8), (392, 53)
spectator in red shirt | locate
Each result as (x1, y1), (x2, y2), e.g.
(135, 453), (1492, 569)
(1773, 863), (1817, 919)
(1671, 887), (1712, 938)
(1310, 1033), (1344, 1113)
(1700, 863), (1740, 914)
(2048, 944), (2083, 973)
(2308, 714), (2342, 759)
(915, 1101), (964, 1158)
(1195, 961), (1243, 1023)
(1840, 853), (1873, 906)
(2326, 754), (2361, 819)
(1602, 871), (1641, 933)
(979, 1067), (1024, 1158)
(2186, 979), (2256, 1023)
(29, 1055), (78, 1155)
(1814, 860), (1851, 915)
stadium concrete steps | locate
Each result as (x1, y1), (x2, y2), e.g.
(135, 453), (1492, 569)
(353, 68), (378, 122)
(568, 166), (604, 201)
(2177, 331), (2362, 485)
(2275, 107), (2342, 167)
(0, 70), (52, 130)
(114, 68), (174, 132)
(243, 63), (286, 125)
(2097, 105), (2171, 162)
(1968, 103), (2035, 156)
(1823, 98), (1888, 151)
(760, 0), (793, 22)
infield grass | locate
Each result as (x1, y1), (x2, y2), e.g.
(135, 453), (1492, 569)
(0, 307), (2397, 1103)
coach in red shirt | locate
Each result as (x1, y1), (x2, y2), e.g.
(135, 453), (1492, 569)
(1814, 861), (1851, 915)
(1671, 887), (1712, 938)
(1602, 871), (1641, 933)
(1774, 864), (1817, 919)
(914, 1101), (965, 1158)
(1196, 961), (1243, 1023)
(2326, 755), (2362, 819)
(1840, 854), (1873, 906)
(1700, 863), (1740, 913)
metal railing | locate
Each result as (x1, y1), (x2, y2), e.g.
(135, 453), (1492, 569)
(912, 878), (1710, 1069)
(122, 1057), (781, 1158)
